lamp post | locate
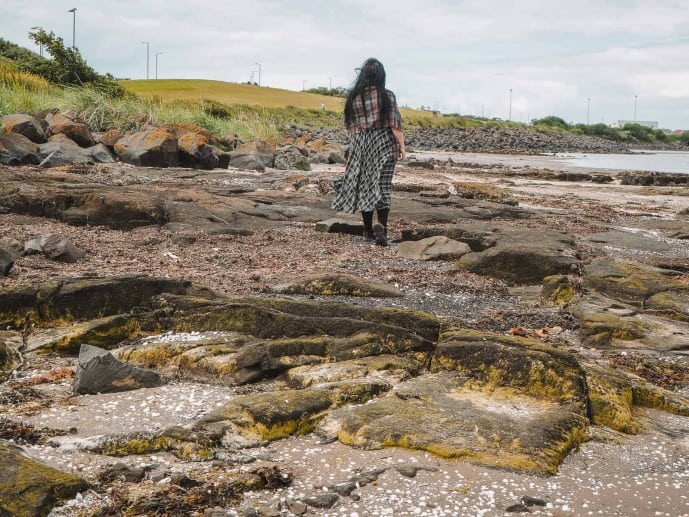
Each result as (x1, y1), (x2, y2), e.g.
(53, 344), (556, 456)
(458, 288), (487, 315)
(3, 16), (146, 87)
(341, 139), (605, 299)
(142, 41), (150, 80)
(508, 88), (513, 121)
(329, 76), (332, 90)
(155, 52), (163, 80)
(67, 8), (77, 49)
(255, 62), (261, 86)
(30, 26), (43, 56)
(587, 97), (591, 125)
(303, 79), (307, 91)
(634, 94), (638, 121)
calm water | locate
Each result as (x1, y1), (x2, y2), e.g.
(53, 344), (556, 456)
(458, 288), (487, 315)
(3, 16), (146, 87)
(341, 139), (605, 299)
(556, 150), (689, 174)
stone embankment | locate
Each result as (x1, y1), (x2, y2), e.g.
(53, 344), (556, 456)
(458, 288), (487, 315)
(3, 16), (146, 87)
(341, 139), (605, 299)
(0, 111), (346, 172)
(304, 126), (632, 154)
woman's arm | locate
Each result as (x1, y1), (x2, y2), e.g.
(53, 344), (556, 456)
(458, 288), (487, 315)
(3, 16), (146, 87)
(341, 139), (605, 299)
(392, 127), (406, 160)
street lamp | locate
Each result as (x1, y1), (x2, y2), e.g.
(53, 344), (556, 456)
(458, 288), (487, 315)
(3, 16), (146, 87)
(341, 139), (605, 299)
(155, 52), (163, 80)
(329, 76), (332, 90)
(67, 8), (77, 49)
(303, 79), (307, 91)
(30, 26), (43, 56)
(634, 94), (638, 121)
(255, 62), (261, 86)
(508, 88), (513, 121)
(142, 41), (150, 80)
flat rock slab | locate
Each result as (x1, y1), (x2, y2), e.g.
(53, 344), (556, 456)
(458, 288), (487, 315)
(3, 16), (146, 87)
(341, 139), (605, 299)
(0, 440), (88, 516)
(315, 218), (363, 236)
(274, 272), (403, 298)
(318, 372), (587, 474)
(457, 229), (579, 284)
(398, 236), (471, 261)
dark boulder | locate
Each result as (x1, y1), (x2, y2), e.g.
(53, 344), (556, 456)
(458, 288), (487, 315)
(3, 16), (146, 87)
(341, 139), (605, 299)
(73, 344), (164, 394)
(46, 112), (95, 147)
(0, 133), (41, 165)
(1, 113), (47, 143)
(114, 129), (179, 167)
(38, 134), (94, 167)
(178, 132), (219, 170)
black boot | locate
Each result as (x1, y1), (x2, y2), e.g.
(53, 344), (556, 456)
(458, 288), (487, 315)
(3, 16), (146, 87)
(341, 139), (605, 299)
(362, 211), (374, 240)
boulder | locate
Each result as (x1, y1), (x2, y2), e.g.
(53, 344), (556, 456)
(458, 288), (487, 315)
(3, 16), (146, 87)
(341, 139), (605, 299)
(211, 145), (231, 168)
(73, 344), (164, 394)
(1, 113), (46, 143)
(228, 140), (275, 171)
(310, 143), (346, 164)
(23, 234), (85, 262)
(178, 132), (219, 170)
(274, 272), (403, 297)
(38, 134), (95, 167)
(397, 236), (471, 261)
(114, 129), (179, 167)
(89, 142), (116, 163)
(0, 133), (41, 165)
(0, 248), (13, 277)
(46, 113), (94, 147)
(0, 440), (88, 515)
(274, 145), (311, 171)
(98, 129), (125, 148)
(0, 237), (23, 259)
(457, 230), (579, 284)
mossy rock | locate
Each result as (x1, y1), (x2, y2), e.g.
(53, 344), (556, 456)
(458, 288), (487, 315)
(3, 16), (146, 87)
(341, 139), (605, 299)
(26, 314), (141, 356)
(433, 328), (586, 402)
(456, 230), (579, 284)
(196, 380), (392, 444)
(541, 275), (578, 306)
(116, 330), (424, 385)
(274, 272), (403, 298)
(0, 440), (88, 516)
(0, 275), (204, 328)
(287, 354), (420, 388)
(167, 297), (440, 352)
(583, 361), (689, 434)
(646, 289), (689, 322)
(583, 259), (687, 307)
(577, 313), (648, 347)
(318, 372), (588, 474)
(0, 335), (21, 382)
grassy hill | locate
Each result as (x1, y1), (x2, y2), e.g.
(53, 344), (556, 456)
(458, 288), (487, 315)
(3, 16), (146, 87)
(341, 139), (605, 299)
(121, 78), (433, 122)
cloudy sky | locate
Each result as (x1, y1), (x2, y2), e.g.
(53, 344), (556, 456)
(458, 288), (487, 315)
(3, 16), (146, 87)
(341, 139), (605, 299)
(3, 0), (689, 129)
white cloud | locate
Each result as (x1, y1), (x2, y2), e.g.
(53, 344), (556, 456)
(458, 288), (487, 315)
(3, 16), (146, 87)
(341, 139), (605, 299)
(1, 0), (689, 128)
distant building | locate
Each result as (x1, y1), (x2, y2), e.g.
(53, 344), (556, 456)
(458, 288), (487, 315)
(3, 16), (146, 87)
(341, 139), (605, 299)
(617, 120), (659, 129)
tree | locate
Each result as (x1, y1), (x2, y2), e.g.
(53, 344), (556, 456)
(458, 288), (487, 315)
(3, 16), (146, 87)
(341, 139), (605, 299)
(27, 29), (124, 96)
(532, 116), (569, 130)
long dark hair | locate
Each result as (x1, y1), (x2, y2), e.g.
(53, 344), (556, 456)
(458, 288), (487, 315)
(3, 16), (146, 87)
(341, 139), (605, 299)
(344, 58), (392, 128)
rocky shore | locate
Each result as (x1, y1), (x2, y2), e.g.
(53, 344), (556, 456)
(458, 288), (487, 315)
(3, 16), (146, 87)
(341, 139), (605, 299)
(304, 126), (633, 154)
(1, 118), (689, 515)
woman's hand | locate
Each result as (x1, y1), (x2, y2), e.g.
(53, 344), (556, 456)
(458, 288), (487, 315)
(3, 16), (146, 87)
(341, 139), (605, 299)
(392, 128), (406, 160)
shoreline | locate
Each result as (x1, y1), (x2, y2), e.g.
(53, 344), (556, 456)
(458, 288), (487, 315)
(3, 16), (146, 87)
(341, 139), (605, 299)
(1, 151), (688, 516)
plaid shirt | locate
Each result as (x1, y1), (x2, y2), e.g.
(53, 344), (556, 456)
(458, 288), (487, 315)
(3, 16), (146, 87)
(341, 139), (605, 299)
(345, 86), (402, 132)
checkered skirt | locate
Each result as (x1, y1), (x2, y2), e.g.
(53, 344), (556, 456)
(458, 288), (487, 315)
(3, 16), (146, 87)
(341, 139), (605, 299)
(332, 128), (397, 213)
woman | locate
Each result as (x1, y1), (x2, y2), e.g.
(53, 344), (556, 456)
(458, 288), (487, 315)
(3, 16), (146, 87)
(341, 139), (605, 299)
(332, 58), (406, 246)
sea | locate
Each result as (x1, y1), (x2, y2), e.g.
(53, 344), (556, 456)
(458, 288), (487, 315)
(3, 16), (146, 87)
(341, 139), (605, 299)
(555, 150), (689, 174)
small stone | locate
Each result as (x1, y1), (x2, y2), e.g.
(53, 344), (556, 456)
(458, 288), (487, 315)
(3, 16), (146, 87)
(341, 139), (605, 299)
(506, 503), (531, 513)
(522, 495), (547, 507)
(301, 492), (339, 509)
(286, 499), (307, 515)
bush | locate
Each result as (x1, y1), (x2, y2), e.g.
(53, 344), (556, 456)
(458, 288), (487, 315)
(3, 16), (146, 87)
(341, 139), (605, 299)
(532, 116), (569, 130)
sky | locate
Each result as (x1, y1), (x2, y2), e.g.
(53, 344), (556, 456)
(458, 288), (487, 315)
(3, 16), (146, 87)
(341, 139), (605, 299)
(3, 0), (689, 129)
